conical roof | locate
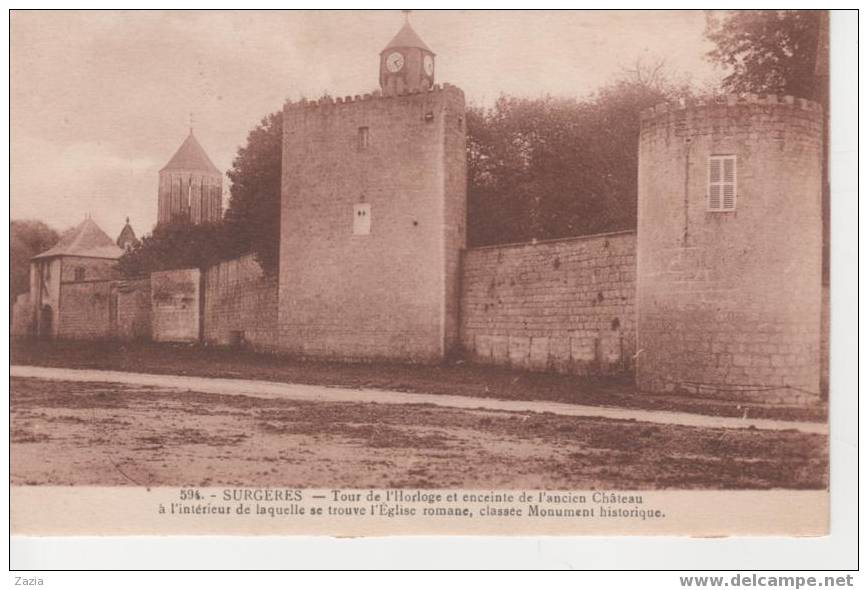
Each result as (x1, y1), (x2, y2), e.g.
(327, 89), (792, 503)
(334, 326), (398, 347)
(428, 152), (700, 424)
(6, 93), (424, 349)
(33, 217), (124, 260)
(116, 218), (138, 249)
(381, 21), (433, 54)
(160, 131), (220, 174)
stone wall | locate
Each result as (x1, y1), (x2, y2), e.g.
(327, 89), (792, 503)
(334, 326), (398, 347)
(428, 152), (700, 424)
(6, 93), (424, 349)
(151, 268), (201, 343)
(203, 255), (279, 350)
(57, 280), (113, 339)
(461, 231), (636, 375)
(60, 256), (119, 283)
(114, 278), (151, 341)
(636, 96), (823, 403)
(279, 85), (466, 362)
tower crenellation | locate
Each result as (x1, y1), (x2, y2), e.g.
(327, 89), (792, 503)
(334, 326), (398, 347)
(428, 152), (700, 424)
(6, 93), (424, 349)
(284, 83), (458, 112)
(640, 93), (822, 122)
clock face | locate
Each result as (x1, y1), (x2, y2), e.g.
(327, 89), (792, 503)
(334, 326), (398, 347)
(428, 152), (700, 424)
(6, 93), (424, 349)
(385, 52), (404, 73)
(423, 54), (434, 77)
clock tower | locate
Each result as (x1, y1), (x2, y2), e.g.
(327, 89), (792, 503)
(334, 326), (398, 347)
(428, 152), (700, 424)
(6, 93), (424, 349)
(379, 11), (435, 95)
(279, 12), (466, 363)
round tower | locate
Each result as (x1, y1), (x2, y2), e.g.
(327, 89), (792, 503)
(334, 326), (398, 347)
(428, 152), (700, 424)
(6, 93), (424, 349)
(636, 95), (823, 403)
(157, 128), (223, 226)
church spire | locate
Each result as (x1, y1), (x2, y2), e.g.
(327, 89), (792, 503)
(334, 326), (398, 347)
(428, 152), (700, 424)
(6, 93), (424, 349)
(116, 217), (139, 250)
(160, 129), (220, 174)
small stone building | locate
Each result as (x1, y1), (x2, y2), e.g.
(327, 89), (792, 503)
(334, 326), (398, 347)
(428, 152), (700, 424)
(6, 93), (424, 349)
(16, 218), (123, 339)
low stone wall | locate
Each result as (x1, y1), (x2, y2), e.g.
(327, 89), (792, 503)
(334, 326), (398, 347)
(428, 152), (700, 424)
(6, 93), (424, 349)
(203, 255), (279, 350)
(460, 231), (637, 375)
(151, 268), (200, 343)
(115, 278), (151, 341)
(57, 280), (113, 339)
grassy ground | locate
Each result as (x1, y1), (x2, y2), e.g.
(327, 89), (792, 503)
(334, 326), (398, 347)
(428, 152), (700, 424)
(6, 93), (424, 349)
(11, 377), (828, 489)
(11, 339), (827, 422)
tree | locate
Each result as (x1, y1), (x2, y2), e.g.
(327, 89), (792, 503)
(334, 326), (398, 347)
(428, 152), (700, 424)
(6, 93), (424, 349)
(117, 222), (243, 278)
(224, 110), (283, 274)
(118, 111), (284, 278)
(118, 110), (284, 278)
(466, 67), (690, 246)
(213, 72), (692, 252)
(10, 219), (59, 300)
(705, 10), (825, 101)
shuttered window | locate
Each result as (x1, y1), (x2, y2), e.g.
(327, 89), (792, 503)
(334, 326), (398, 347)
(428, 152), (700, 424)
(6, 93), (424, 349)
(708, 155), (736, 212)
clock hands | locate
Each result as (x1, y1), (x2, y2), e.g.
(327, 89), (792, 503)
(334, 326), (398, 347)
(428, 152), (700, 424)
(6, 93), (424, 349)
(386, 52), (404, 73)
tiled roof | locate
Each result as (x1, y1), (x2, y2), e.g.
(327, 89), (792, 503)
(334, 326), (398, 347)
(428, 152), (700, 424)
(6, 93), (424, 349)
(160, 131), (220, 174)
(33, 218), (124, 260)
(381, 22), (432, 53)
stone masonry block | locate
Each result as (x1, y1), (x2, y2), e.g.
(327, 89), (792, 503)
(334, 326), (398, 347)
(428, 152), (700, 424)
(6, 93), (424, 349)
(570, 336), (595, 362)
(474, 334), (493, 359)
(508, 336), (531, 367)
(490, 335), (509, 362)
(529, 337), (550, 370)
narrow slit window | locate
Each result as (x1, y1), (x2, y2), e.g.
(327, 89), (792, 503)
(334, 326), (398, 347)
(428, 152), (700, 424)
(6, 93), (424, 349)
(708, 155), (736, 212)
(74, 267), (86, 281)
(358, 126), (370, 149)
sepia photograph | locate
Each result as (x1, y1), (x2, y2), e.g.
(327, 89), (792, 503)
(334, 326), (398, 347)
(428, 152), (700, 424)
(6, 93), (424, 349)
(7, 8), (854, 559)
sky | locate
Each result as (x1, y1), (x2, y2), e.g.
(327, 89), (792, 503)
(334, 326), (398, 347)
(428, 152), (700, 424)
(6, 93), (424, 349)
(10, 10), (723, 237)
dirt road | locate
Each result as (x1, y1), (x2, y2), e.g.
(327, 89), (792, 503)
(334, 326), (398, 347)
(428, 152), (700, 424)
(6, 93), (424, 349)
(11, 339), (827, 423)
(11, 377), (828, 489)
(11, 365), (828, 434)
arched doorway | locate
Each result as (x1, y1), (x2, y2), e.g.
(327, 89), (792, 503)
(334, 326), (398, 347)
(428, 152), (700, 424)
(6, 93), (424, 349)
(39, 305), (53, 339)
